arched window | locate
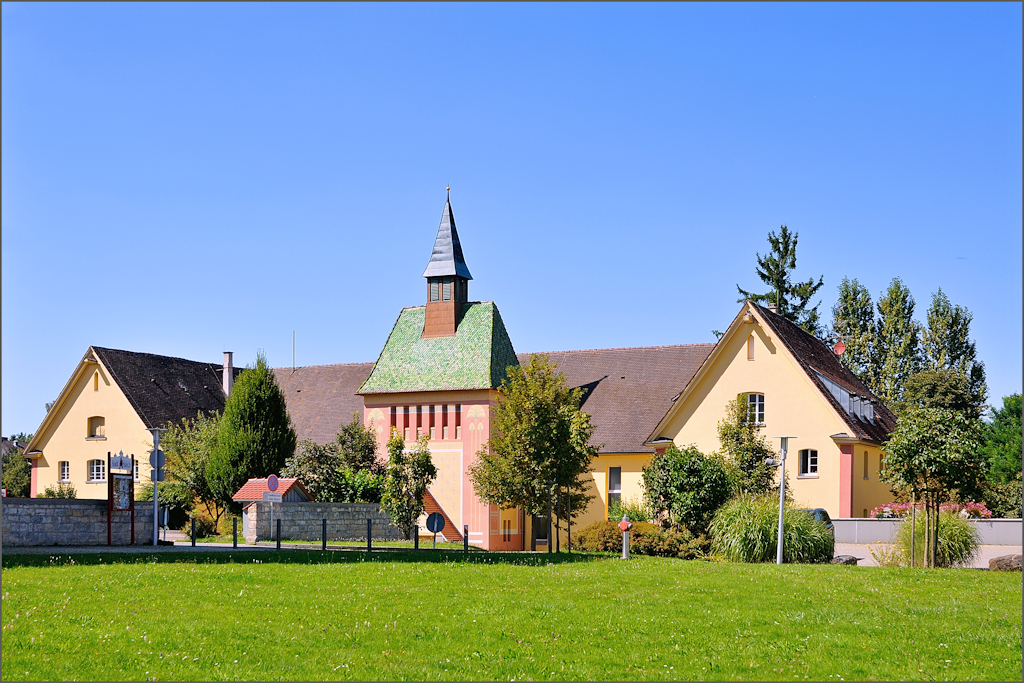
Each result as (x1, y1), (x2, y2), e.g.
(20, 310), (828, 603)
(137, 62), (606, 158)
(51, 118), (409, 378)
(94, 372), (99, 391)
(87, 416), (105, 438)
(747, 335), (755, 361)
(747, 393), (765, 424)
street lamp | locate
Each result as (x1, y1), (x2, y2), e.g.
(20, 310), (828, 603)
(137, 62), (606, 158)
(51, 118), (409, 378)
(768, 436), (796, 565)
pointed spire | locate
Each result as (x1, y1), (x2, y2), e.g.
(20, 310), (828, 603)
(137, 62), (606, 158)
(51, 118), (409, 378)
(422, 196), (473, 280)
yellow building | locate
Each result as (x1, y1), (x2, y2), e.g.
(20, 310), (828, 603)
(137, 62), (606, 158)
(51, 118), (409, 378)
(20, 347), (237, 499)
(645, 301), (898, 519)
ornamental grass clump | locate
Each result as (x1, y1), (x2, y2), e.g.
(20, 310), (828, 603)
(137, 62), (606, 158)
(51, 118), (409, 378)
(896, 510), (979, 568)
(709, 495), (834, 563)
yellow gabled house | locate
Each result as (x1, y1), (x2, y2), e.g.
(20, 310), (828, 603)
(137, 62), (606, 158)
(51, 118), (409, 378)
(20, 347), (237, 499)
(645, 301), (898, 519)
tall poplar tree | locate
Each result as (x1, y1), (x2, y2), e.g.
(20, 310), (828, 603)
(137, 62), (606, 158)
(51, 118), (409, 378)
(207, 352), (297, 509)
(737, 225), (825, 335)
(830, 277), (875, 380)
(871, 278), (922, 408)
(921, 288), (987, 413)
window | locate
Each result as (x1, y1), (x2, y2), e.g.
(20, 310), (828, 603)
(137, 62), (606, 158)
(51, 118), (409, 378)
(442, 405), (449, 439)
(747, 335), (755, 361)
(455, 404), (461, 439)
(607, 467), (622, 516)
(94, 372), (99, 391)
(442, 279), (452, 301)
(863, 451), (869, 480)
(390, 406), (397, 432)
(88, 459), (106, 482)
(59, 461), (70, 482)
(87, 416), (105, 438)
(799, 449), (818, 476)
(747, 393), (765, 424)
(403, 406), (410, 440)
(430, 280), (439, 302)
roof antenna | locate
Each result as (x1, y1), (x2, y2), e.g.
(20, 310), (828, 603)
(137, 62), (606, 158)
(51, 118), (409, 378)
(292, 330), (295, 373)
(447, 185), (450, 202)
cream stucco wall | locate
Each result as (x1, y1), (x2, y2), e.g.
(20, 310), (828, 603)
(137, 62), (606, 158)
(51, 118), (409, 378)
(30, 360), (152, 499)
(655, 308), (894, 518)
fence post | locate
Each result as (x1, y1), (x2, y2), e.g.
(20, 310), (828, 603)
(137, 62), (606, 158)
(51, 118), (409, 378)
(367, 518), (372, 552)
(464, 525), (469, 553)
(322, 518), (327, 551)
(276, 518), (281, 550)
(191, 517), (196, 547)
(233, 517), (238, 549)
(414, 527), (419, 550)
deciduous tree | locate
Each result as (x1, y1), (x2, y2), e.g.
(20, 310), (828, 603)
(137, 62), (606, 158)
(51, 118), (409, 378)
(468, 354), (598, 549)
(737, 225), (825, 334)
(2, 442), (31, 498)
(982, 393), (1023, 485)
(716, 396), (777, 496)
(380, 433), (437, 539)
(157, 410), (224, 527)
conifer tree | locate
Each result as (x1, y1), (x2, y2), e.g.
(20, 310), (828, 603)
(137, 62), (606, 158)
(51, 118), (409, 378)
(921, 288), (987, 413)
(831, 277), (875, 380)
(207, 352), (297, 508)
(871, 278), (922, 407)
(737, 225), (825, 335)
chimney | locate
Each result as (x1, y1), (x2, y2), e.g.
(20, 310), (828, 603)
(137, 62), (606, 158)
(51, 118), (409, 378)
(222, 351), (234, 396)
(767, 303), (778, 313)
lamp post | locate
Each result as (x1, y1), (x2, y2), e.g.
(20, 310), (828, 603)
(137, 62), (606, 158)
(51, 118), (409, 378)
(768, 436), (795, 565)
(147, 427), (166, 547)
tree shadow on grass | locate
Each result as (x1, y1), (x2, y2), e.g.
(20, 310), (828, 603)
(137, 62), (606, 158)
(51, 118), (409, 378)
(2, 548), (605, 569)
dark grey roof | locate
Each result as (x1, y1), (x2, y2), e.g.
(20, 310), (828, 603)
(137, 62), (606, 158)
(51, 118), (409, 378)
(92, 347), (239, 429)
(422, 199), (473, 280)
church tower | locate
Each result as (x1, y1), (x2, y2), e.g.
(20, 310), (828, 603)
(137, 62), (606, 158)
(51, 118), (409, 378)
(421, 194), (473, 338)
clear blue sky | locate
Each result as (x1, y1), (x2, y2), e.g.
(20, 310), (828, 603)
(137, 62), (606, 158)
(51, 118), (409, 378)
(3, 3), (1021, 437)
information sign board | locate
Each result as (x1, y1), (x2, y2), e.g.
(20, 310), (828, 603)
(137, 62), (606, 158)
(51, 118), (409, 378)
(112, 474), (133, 511)
(111, 454), (133, 471)
(263, 491), (283, 503)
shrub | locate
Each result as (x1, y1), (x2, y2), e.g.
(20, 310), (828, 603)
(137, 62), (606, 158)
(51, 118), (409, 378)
(709, 495), (834, 564)
(573, 520), (706, 559)
(895, 510), (979, 568)
(642, 444), (731, 534)
(38, 482), (77, 499)
(183, 515), (218, 540)
(1, 449), (31, 498)
(607, 496), (653, 523)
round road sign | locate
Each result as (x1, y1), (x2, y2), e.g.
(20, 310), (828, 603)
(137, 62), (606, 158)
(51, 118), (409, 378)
(426, 512), (445, 533)
(267, 474), (279, 492)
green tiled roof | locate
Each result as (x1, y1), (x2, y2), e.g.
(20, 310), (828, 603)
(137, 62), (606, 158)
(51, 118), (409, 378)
(359, 302), (519, 394)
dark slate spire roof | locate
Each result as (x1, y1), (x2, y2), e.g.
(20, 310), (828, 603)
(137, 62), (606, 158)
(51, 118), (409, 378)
(422, 198), (473, 280)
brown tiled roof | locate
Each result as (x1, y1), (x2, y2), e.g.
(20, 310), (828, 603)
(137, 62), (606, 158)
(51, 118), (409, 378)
(93, 347), (238, 429)
(273, 363), (374, 445)
(752, 303), (897, 443)
(518, 345), (715, 454)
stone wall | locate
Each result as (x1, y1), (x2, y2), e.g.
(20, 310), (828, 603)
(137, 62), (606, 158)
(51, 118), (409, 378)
(244, 502), (405, 544)
(1, 498), (156, 546)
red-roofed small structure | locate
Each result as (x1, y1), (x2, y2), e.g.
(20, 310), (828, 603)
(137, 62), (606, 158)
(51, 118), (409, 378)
(232, 478), (312, 503)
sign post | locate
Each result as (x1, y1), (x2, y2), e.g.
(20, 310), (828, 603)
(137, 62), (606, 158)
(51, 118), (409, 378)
(148, 428), (166, 546)
(264, 476), (282, 538)
(426, 512), (445, 549)
(770, 436), (795, 565)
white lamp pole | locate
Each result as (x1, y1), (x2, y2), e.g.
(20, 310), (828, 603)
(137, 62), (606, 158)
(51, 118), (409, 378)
(772, 436), (795, 565)
(148, 428), (164, 546)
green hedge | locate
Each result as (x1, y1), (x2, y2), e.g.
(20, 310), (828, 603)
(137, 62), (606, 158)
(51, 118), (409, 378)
(574, 520), (706, 559)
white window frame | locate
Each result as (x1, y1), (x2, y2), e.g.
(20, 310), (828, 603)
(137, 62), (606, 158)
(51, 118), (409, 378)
(747, 393), (765, 425)
(798, 449), (818, 477)
(59, 461), (70, 482)
(87, 459), (106, 482)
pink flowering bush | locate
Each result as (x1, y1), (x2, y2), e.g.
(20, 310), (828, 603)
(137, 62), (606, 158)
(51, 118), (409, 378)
(871, 501), (992, 519)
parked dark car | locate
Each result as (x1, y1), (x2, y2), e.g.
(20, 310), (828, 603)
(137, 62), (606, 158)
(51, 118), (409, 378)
(796, 508), (834, 537)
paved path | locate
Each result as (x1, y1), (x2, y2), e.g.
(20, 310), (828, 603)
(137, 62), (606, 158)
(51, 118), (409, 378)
(835, 543), (1022, 568)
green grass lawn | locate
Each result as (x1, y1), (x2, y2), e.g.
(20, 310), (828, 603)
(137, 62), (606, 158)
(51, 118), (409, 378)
(2, 550), (1020, 681)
